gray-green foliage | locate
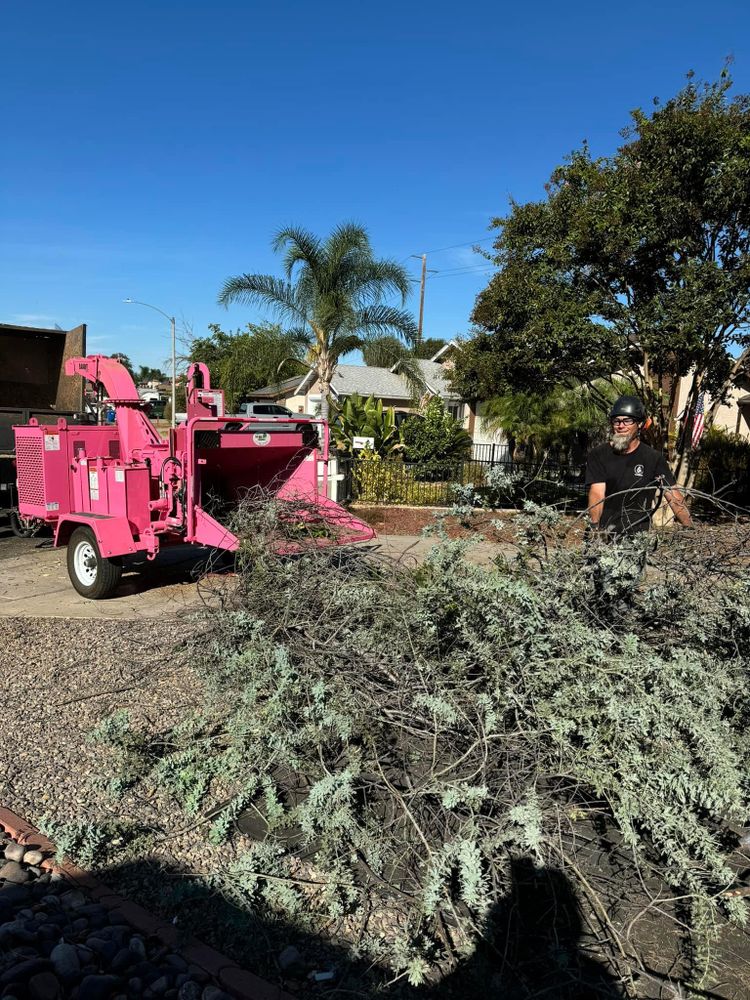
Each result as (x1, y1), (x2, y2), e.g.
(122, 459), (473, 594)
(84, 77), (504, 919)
(38, 814), (146, 869)
(98, 499), (750, 989)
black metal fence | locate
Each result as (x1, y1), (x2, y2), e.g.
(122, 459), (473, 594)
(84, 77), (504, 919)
(338, 454), (588, 509)
(470, 442), (511, 463)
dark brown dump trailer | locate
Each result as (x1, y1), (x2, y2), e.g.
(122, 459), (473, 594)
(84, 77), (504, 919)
(0, 323), (87, 533)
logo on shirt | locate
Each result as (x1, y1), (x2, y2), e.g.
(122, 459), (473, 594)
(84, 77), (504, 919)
(634, 464), (644, 477)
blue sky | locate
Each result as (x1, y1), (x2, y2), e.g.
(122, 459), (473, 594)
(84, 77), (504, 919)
(2, 0), (748, 370)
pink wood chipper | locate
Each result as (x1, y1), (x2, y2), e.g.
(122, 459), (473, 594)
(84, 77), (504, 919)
(13, 355), (374, 598)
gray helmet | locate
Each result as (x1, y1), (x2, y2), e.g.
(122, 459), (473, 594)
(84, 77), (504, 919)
(609, 395), (646, 422)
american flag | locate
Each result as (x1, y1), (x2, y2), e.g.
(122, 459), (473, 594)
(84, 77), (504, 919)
(691, 392), (706, 449)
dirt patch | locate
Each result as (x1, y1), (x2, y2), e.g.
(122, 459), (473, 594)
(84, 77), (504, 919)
(352, 504), (588, 545)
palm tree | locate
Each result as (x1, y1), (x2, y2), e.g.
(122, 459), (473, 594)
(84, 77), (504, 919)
(218, 224), (417, 419)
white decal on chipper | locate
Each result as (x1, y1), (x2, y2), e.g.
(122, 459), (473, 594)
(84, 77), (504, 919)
(89, 471), (99, 500)
(44, 435), (60, 451)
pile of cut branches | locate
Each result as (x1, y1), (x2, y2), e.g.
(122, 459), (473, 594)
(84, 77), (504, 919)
(96, 494), (750, 997)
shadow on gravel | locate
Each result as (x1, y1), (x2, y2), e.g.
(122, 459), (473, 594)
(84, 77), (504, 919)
(99, 855), (623, 999)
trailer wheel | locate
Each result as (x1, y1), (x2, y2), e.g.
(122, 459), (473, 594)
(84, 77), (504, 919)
(67, 526), (122, 599)
(9, 510), (38, 538)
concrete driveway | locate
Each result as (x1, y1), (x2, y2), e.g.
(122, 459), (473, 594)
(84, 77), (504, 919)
(0, 522), (505, 620)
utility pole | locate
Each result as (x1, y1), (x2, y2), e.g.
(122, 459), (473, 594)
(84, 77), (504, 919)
(417, 253), (427, 344)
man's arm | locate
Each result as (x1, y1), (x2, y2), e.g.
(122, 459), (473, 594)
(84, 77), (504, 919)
(587, 483), (606, 525)
(664, 485), (693, 527)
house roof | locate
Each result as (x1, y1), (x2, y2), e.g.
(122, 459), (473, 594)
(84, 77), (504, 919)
(246, 375), (304, 400)
(412, 359), (459, 400)
(293, 361), (460, 401)
(291, 340), (463, 401)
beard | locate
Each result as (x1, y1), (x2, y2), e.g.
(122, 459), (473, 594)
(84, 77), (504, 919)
(609, 430), (634, 454)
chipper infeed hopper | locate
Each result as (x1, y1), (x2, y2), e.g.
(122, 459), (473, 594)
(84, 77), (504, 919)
(13, 354), (374, 598)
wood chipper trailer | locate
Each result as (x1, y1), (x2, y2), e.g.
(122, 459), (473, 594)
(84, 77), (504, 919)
(13, 354), (374, 598)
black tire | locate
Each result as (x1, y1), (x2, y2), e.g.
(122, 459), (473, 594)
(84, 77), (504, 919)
(9, 509), (38, 538)
(66, 526), (123, 599)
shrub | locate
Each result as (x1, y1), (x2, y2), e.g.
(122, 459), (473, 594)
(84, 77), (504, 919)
(331, 393), (402, 457)
(400, 397), (472, 479)
(695, 427), (750, 511)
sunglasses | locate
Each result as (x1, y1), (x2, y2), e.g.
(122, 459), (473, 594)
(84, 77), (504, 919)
(611, 417), (636, 427)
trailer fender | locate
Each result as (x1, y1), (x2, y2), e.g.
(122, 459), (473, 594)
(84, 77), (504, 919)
(55, 515), (138, 558)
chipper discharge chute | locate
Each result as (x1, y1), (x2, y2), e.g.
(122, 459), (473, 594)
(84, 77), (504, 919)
(13, 354), (374, 599)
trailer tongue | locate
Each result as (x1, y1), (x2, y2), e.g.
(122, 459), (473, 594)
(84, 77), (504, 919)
(13, 354), (374, 598)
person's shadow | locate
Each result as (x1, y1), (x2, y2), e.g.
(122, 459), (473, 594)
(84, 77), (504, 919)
(45, 855), (624, 999)
(430, 858), (623, 999)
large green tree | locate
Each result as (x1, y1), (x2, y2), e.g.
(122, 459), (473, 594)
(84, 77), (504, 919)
(217, 224), (417, 419)
(452, 71), (750, 480)
(188, 322), (308, 411)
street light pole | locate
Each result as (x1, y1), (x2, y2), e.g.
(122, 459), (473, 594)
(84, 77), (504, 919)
(123, 298), (177, 428)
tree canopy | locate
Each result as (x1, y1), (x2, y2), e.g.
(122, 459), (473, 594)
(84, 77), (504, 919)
(217, 224), (417, 419)
(451, 70), (750, 472)
(135, 365), (167, 384)
(188, 322), (308, 410)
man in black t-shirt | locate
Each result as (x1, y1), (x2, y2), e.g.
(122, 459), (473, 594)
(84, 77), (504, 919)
(585, 396), (692, 536)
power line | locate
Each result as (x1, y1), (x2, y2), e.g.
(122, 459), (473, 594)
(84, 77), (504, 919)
(420, 236), (495, 255)
(427, 264), (494, 277)
(428, 269), (495, 280)
(400, 235), (495, 263)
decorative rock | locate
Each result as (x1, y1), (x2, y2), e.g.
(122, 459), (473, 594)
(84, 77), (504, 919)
(1, 919), (38, 944)
(186, 967), (209, 985)
(201, 989), (231, 1000)
(50, 942), (81, 983)
(3, 843), (25, 863)
(150, 976), (170, 995)
(129, 937), (147, 960)
(164, 956), (187, 974)
(278, 944), (305, 975)
(23, 850), (45, 867)
(93, 940), (118, 963)
(127, 978), (143, 994)
(0, 885), (32, 906)
(60, 890), (86, 911)
(77, 975), (121, 1000)
(28, 972), (61, 1000)
(0, 959), (51, 987)
(110, 949), (135, 974)
(0, 862), (30, 885)
(177, 982), (201, 1000)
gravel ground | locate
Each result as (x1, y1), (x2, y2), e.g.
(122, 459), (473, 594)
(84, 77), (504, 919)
(0, 615), (347, 994)
(0, 616), (203, 839)
(0, 615), (260, 891)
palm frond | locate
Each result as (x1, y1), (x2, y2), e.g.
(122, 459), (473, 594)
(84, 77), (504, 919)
(355, 304), (419, 343)
(391, 352), (428, 400)
(271, 227), (323, 281)
(353, 260), (412, 305)
(217, 274), (308, 327)
(329, 334), (364, 362)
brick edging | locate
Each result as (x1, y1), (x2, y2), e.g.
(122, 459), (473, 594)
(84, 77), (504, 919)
(0, 807), (296, 1000)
